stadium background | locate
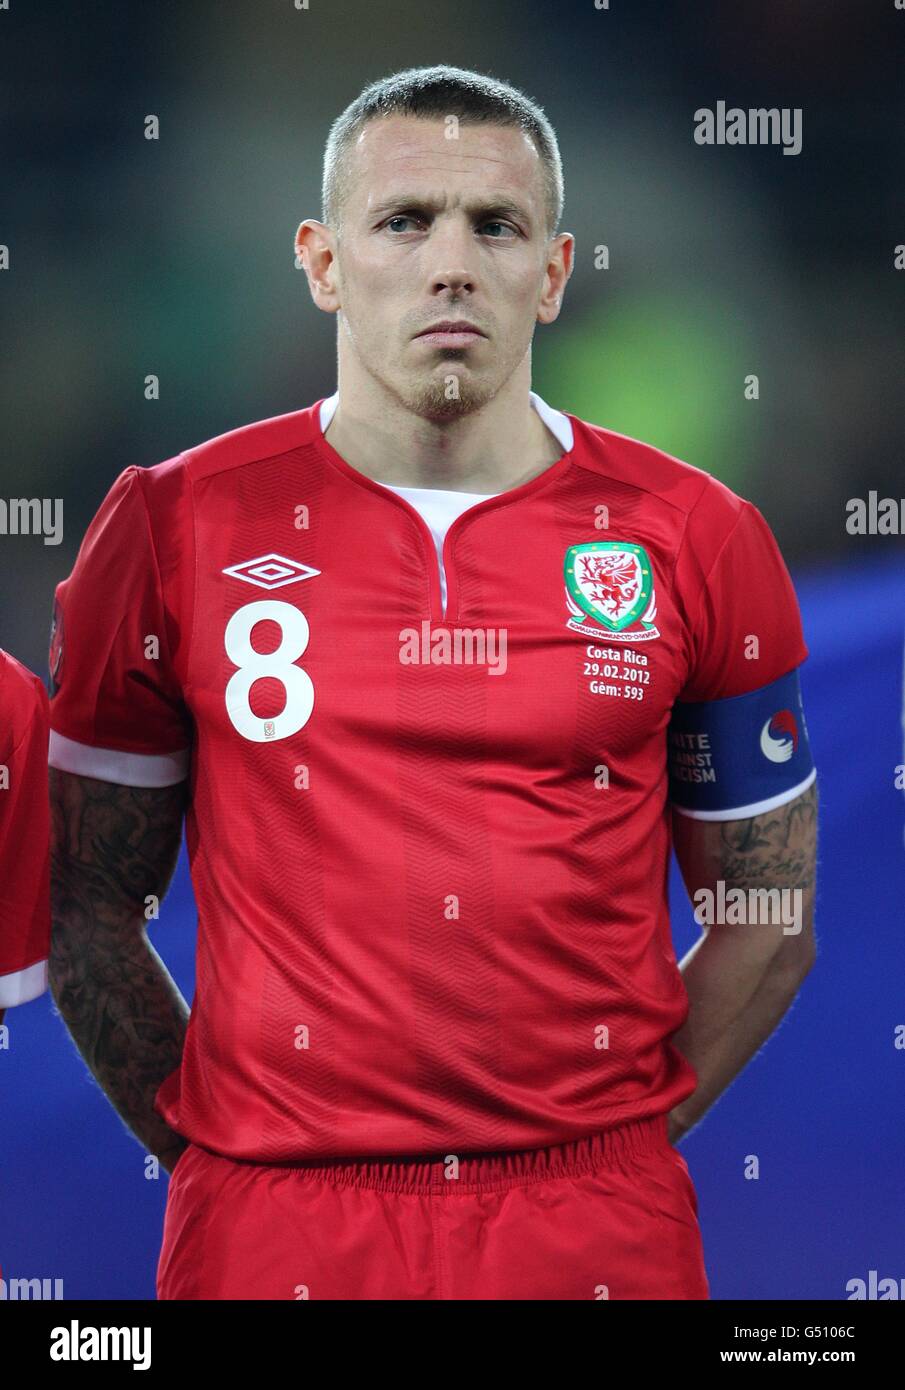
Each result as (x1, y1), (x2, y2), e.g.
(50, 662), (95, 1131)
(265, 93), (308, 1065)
(1, 0), (903, 1298)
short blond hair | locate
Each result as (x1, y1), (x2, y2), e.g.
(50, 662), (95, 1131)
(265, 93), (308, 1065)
(322, 64), (564, 240)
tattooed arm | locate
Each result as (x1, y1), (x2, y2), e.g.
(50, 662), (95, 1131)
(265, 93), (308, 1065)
(49, 768), (190, 1173)
(666, 780), (818, 1144)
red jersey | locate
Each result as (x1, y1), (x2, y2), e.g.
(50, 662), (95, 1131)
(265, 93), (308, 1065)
(0, 650), (51, 1009)
(47, 395), (808, 1160)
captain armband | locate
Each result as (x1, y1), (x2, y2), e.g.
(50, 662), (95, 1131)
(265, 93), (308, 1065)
(667, 666), (816, 820)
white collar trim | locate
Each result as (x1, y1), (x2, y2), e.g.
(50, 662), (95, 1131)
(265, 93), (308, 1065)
(318, 389), (574, 454)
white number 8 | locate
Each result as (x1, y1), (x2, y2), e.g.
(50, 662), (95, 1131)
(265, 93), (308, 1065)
(224, 600), (314, 742)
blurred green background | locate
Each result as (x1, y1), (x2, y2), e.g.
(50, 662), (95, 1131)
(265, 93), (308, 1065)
(2, 0), (903, 673)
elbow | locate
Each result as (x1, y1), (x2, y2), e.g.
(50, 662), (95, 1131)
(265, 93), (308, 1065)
(47, 933), (73, 1005)
(47, 953), (64, 1005)
(770, 933), (817, 992)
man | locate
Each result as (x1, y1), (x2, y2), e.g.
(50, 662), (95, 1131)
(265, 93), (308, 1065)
(0, 648), (50, 1026)
(48, 65), (818, 1300)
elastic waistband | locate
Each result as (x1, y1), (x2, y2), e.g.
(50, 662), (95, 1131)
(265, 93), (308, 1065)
(221, 1116), (671, 1195)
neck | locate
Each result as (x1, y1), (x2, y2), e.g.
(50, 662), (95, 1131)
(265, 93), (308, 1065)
(322, 366), (564, 493)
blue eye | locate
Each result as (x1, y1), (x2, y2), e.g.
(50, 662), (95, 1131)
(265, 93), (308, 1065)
(382, 214), (518, 237)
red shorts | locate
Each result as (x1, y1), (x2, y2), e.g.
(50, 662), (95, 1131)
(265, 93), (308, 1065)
(157, 1114), (709, 1300)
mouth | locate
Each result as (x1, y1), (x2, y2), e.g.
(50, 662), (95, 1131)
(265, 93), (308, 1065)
(414, 321), (486, 347)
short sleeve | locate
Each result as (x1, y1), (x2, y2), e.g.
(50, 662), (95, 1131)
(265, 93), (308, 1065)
(0, 662), (51, 1007)
(48, 467), (191, 786)
(677, 498), (809, 703)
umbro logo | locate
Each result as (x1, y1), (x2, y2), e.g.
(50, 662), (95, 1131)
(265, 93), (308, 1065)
(221, 553), (321, 590)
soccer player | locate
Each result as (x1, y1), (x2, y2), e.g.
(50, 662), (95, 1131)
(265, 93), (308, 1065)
(48, 66), (818, 1300)
(0, 649), (50, 1026)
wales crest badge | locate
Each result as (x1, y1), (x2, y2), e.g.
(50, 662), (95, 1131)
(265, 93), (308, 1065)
(564, 541), (660, 642)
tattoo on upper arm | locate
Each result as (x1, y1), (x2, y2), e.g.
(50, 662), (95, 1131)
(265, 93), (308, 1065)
(716, 781), (818, 892)
(50, 769), (187, 917)
(48, 769), (190, 1125)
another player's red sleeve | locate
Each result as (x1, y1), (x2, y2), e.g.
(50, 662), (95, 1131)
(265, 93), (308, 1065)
(0, 657), (51, 1008)
(48, 466), (191, 787)
(675, 493), (809, 703)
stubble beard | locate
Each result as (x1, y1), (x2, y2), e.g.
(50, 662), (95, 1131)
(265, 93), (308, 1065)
(403, 360), (498, 423)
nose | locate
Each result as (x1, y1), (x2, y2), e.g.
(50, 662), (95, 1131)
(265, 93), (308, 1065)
(431, 269), (473, 295)
(427, 214), (476, 295)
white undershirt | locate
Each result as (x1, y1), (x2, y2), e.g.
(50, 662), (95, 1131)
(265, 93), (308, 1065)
(380, 484), (496, 609)
(319, 390), (574, 611)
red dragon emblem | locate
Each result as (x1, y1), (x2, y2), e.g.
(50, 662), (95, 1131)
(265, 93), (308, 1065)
(579, 552), (639, 618)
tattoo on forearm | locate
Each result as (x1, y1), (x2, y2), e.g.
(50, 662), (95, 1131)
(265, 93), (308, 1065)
(49, 769), (190, 1164)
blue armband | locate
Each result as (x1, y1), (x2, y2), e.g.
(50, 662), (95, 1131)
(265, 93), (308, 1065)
(668, 666), (815, 819)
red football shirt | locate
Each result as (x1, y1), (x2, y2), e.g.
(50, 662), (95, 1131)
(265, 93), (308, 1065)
(47, 396), (809, 1160)
(0, 650), (51, 1009)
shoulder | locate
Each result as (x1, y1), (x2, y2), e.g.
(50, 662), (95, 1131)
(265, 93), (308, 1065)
(567, 413), (751, 530)
(122, 400), (325, 529)
(0, 650), (49, 750)
(144, 400), (323, 488)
